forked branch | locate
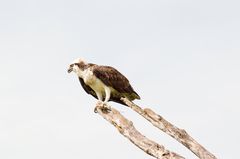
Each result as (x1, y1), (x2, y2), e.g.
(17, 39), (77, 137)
(95, 102), (184, 159)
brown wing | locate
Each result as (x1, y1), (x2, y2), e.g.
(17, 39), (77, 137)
(78, 77), (97, 99)
(92, 65), (140, 99)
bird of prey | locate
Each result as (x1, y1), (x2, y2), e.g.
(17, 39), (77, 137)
(68, 58), (140, 106)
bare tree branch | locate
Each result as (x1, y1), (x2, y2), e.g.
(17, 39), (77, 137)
(121, 98), (217, 159)
(95, 101), (185, 159)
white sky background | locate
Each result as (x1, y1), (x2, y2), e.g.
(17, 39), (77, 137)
(0, 0), (240, 158)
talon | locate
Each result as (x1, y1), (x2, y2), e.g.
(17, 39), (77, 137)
(101, 104), (111, 113)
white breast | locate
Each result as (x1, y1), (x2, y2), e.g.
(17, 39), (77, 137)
(82, 69), (106, 94)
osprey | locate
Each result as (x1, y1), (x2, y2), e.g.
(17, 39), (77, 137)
(68, 58), (140, 106)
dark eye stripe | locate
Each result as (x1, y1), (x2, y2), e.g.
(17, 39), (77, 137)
(70, 63), (79, 67)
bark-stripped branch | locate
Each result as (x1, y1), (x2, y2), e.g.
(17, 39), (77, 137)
(95, 101), (184, 159)
(121, 98), (217, 159)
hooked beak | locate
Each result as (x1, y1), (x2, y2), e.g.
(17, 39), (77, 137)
(67, 66), (73, 73)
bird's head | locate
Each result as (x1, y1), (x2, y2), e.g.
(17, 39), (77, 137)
(67, 58), (87, 74)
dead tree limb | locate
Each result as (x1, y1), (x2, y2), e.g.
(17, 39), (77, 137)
(121, 98), (217, 159)
(95, 101), (184, 159)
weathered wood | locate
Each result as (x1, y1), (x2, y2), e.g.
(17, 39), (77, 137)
(95, 101), (184, 159)
(121, 98), (217, 159)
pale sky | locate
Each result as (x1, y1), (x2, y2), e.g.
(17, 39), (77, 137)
(0, 0), (240, 158)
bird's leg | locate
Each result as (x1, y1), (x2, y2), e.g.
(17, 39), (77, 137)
(94, 92), (111, 113)
(101, 87), (111, 112)
(94, 92), (103, 113)
(96, 92), (103, 102)
(103, 87), (111, 103)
